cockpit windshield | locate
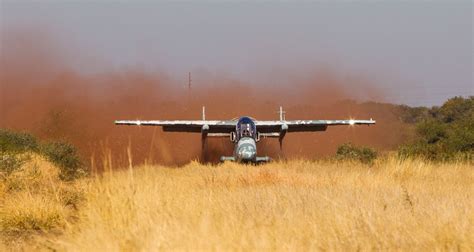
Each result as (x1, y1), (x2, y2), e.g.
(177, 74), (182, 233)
(236, 117), (256, 139)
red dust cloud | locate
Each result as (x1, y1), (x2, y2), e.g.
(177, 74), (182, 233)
(0, 30), (410, 169)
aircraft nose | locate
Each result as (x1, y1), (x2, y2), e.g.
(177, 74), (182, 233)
(238, 148), (256, 160)
(237, 137), (257, 161)
(237, 146), (256, 161)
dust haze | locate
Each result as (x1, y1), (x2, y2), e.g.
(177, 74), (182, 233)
(0, 29), (409, 168)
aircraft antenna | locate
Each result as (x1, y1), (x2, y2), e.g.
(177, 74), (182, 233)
(279, 106), (286, 121)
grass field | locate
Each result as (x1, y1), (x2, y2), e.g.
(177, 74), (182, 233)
(1, 156), (473, 251)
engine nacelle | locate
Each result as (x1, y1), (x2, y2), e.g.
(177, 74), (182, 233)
(279, 124), (288, 150)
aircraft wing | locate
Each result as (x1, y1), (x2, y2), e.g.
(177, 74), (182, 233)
(115, 118), (375, 133)
(256, 119), (376, 133)
(114, 120), (236, 133)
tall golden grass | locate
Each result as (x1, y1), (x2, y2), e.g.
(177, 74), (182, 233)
(1, 156), (473, 251)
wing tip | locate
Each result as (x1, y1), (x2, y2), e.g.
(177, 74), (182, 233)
(115, 120), (141, 126)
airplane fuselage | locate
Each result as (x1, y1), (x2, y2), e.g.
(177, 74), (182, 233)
(220, 116), (270, 163)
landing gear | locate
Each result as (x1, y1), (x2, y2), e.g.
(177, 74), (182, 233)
(219, 156), (271, 164)
(220, 156), (236, 162)
(256, 156), (271, 163)
(201, 136), (208, 162)
(201, 123), (209, 162)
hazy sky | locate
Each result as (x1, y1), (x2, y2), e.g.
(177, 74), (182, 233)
(1, 1), (472, 106)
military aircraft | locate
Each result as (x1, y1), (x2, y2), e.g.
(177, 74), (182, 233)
(115, 107), (375, 163)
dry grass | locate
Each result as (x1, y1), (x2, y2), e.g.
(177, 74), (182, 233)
(1, 157), (473, 251)
(0, 155), (83, 251)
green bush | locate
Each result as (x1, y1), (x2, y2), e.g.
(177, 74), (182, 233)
(398, 96), (474, 161)
(0, 129), (38, 153)
(398, 105), (431, 124)
(0, 130), (36, 175)
(437, 96), (473, 123)
(336, 143), (378, 164)
(40, 142), (86, 181)
(0, 128), (87, 181)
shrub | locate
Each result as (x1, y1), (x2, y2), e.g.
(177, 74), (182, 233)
(437, 96), (473, 123)
(0, 130), (37, 175)
(335, 143), (378, 164)
(40, 142), (86, 181)
(398, 96), (474, 161)
(0, 129), (38, 153)
(0, 129), (87, 181)
(398, 105), (431, 124)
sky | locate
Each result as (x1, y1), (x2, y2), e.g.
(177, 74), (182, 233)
(1, 0), (472, 106)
